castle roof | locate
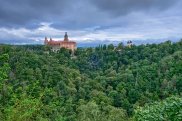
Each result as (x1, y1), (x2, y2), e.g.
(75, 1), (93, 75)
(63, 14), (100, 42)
(47, 40), (76, 46)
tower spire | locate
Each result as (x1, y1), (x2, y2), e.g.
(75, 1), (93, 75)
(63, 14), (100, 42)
(64, 32), (69, 41)
(44, 36), (48, 45)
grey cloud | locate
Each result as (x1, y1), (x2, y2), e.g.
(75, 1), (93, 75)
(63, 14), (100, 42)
(0, 0), (73, 27)
(91, 0), (180, 16)
(0, 0), (182, 45)
(0, 0), (180, 29)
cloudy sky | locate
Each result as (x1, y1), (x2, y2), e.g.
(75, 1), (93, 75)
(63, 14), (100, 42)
(0, 0), (182, 46)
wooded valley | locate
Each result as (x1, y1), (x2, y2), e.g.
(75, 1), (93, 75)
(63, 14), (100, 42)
(0, 40), (182, 121)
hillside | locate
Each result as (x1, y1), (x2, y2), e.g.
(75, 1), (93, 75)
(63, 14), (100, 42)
(0, 40), (182, 121)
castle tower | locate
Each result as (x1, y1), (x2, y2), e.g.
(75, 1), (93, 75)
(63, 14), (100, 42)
(44, 37), (48, 45)
(64, 32), (69, 41)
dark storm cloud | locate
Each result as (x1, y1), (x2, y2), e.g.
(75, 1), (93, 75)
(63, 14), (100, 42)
(0, 0), (179, 29)
(0, 0), (181, 45)
(0, 0), (73, 27)
(91, 0), (179, 16)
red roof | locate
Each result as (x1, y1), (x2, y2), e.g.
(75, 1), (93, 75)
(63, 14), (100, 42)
(60, 41), (76, 44)
(47, 40), (76, 46)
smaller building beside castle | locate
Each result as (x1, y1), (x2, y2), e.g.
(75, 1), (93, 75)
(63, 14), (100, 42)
(127, 40), (133, 48)
(44, 32), (77, 52)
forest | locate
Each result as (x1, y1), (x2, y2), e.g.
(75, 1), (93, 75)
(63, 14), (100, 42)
(0, 40), (182, 121)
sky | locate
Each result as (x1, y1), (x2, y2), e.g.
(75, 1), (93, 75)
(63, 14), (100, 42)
(0, 0), (182, 46)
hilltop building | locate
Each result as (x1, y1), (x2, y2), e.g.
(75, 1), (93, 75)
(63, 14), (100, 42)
(127, 40), (133, 48)
(44, 32), (77, 52)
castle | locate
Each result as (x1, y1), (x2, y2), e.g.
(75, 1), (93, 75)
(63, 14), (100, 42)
(44, 32), (77, 52)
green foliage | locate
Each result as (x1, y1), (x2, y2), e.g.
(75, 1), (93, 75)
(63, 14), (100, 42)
(5, 94), (44, 121)
(0, 40), (181, 120)
(76, 101), (128, 121)
(0, 54), (10, 81)
(134, 96), (182, 121)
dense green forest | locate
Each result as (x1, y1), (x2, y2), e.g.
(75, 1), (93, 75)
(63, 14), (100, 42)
(0, 40), (182, 121)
